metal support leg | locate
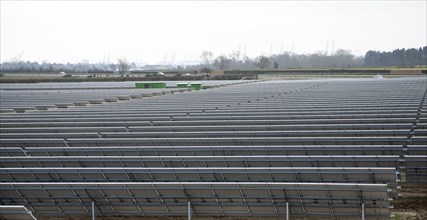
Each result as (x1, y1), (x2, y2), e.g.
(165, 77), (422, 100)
(361, 203), (365, 220)
(286, 202), (289, 220)
(188, 201), (192, 220)
(92, 201), (96, 220)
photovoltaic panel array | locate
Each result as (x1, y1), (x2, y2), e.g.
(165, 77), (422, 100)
(1, 78), (426, 218)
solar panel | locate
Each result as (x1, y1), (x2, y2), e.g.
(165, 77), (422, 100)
(1, 77), (425, 218)
(0, 137), (413, 148)
(0, 182), (392, 217)
(0, 166), (399, 196)
(0, 155), (401, 168)
(0, 145), (409, 156)
(404, 155), (427, 183)
(0, 206), (37, 220)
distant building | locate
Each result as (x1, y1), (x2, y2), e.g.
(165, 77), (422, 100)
(141, 64), (175, 71)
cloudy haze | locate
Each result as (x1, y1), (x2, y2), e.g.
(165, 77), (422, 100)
(1, 1), (426, 64)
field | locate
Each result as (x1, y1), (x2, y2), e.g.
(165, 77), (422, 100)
(1, 78), (426, 219)
(1, 67), (425, 83)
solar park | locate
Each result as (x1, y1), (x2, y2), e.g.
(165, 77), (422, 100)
(0, 78), (426, 219)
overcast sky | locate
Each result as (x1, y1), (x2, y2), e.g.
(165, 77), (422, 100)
(1, 1), (426, 64)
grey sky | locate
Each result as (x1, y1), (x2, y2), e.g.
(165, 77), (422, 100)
(1, 1), (426, 64)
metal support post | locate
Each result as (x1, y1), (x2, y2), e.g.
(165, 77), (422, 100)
(188, 200), (192, 220)
(361, 203), (365, 220)
(92, 201), (96, 220)
(286, 201), (289, 220)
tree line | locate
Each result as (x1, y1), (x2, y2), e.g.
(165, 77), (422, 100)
(1, 46), (425, 73)
(198, 46), (426, 70)
(365, 46), (426, 67)
(198, 49), (364, 70)
(0, 61), (129, 73)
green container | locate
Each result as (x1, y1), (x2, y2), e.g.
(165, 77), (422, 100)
(191, 83), (203, 90)
(177, 83), (188, 88)
(135, 82), (166, 89)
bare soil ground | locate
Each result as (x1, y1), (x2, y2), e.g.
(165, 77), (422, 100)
(392, 185), (427, 220)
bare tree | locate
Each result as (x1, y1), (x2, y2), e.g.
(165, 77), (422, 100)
(229, 50), (241, 62)
(273, 61), (279, 69)
(213, 55), (230, 70)
(109, 64), (117, 72)
(254, 56), (270, 69)
(200, 51), (214, 66)
(332, 49), (355, 68)
(117, 58), (129, 77)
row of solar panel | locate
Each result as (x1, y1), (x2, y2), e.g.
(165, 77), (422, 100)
(2, 107), (422, 116)
(0, 153), (423, 183)
(1, 111), (425, 121)
(1, 130), (426, 139)
(0, 81), (249, 111)
(1, 137), (425, 147)
(0, 155), (405, 167)
(1, 119), (425, 128)
(5, 106), (422, 116)
(0, 167), (398, 183)
(1, 155), (422, 173)
(0, 182), (392, 217)
(2, 145), (426, 156)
